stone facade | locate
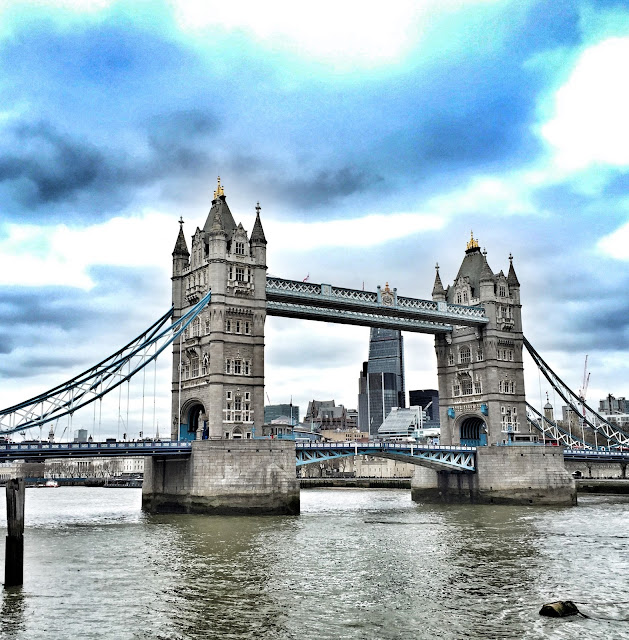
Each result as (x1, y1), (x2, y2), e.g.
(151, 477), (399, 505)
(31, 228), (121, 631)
(142, 440), (299, 514)
(433, 234), (534, 447)
(171, 179), (267, 441)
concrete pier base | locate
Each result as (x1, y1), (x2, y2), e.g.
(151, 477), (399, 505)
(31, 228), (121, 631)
(411, 446), (576, 505)
(142, 440), (300, 515)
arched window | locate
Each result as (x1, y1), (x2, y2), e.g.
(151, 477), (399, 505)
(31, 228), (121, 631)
(460, 347), (471, 364)
(447, 352), (455, 366)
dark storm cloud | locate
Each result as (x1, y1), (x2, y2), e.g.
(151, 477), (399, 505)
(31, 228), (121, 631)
(0, 264), (169, 379)
(0, 110), (218, 219)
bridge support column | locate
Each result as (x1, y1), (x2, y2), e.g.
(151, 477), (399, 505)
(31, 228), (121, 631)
(142, 440), (300, 515)
(411, 446), (576, 505)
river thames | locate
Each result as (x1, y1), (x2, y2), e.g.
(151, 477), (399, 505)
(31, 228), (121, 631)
(1, 488), (628, 639)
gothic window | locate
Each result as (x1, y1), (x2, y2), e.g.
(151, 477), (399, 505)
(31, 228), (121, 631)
(226, 391), (232, 401)
(202, 353), (209, 376)
(499, 285), (506, 297)
(447, 352), (455, 366)
(191, 357), (199, 378)
(243, 360), (250, 375)
(508, 350), (514, 362)
(245, 392), (250, 401)
(183, 364), (189, 380)
(460, 347), (471, 364)
(463, 291), (468, 303)
(193, 318), (200, 337)
(474, 380), (482, 394)
(462, 379), (473, 395)
(205, 318), (210, 335)
(510, 381), (516, 393)
(456, 292), (462, 304)
(226, 318), (232, 333)
(234, 397), (242, 411)
(235, 320), (241, 334)
(499, 381), (503, 393)
(228, 266), (233, 280)
(234, 359), (242, 375)
(244, 321), (251, 335)
(235, 241), (245, 255)
(476, 348), (484, 362)
(236, 267), (245, 282)
(225, 359), (231, 374)
(453, 382), (461, 396)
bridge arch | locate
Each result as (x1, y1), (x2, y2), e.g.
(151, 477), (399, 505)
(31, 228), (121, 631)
(180, 399), (206, 441)
(458, 415), (486, 447)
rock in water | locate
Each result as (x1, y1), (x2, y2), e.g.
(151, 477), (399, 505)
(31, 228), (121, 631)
(539, 601), (581, 617)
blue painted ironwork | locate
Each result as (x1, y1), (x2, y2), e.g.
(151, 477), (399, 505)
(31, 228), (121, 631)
(0, 440), (193, 461)
(0, 292), (212, 436)
(524, 338), (629, 447)
(265, 277), (488, 332)
(295, 441), (476, 472)
(563, 448), (629, 461)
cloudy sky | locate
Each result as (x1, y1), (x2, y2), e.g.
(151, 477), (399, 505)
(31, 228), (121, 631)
(1, 0), (628, 439)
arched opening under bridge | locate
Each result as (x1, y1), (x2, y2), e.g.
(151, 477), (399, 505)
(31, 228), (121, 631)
(180, 403), (206, 441)
(459, 416), (486, 447)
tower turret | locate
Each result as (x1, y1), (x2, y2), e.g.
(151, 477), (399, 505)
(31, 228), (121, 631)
(172, 217), (189, 313)
(432, 263), (446, 301)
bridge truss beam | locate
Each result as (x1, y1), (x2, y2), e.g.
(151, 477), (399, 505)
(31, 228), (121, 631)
(295, 442), (476, 472)
(526, 402), (589, 449)
(266, 277), (488, 331)
(524, 338), (629, 447)
(0, 292), (212, 436)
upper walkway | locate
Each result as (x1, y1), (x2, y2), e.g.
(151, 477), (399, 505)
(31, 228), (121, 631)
(265, 277), (488, 333)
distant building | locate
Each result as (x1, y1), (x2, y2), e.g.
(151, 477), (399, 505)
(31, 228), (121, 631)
(599, 395), (627, 415)
(378, 407), (422, 440)
(305, 400), (353, 430)
(264, 403), (299, 425)
(357, 316), (406, 438)
(408, 389), (439, 421)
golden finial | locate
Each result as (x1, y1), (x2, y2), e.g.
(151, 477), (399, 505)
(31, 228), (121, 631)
(466, 230), (479, 250)
(214, 176), (225, 199)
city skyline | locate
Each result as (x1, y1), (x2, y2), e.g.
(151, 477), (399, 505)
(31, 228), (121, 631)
(1, 1), (628, 439)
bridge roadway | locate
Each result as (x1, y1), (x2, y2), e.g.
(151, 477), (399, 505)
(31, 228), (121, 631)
(1, 440), (628, 472)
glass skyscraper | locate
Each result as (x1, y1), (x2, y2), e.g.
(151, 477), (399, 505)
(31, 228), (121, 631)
(358, 328), (405, 438)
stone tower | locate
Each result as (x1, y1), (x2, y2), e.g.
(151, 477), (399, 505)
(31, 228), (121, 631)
(170, 178), (267, 441)
(433, 233), (534, 446)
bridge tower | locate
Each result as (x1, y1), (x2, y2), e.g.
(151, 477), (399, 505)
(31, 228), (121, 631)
(170, 178), (267, 441)
(433, 233), (535, 447)
(143, 178), (299, 515)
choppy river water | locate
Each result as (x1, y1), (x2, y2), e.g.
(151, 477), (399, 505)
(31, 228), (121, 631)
(1, 488), (629, 639)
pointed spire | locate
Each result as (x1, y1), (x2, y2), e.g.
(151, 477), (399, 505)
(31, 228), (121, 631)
(173, 217), (189, 256)
(213, 175), (225, 200)
(507, 252), (520, 287)
(250, 201), (267, 244)
(432, 263), (445, 299)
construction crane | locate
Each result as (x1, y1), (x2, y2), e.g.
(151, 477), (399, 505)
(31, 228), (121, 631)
(578, 356), (591, 446)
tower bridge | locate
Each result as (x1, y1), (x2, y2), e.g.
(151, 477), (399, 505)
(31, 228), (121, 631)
(4, 179), (628, 512)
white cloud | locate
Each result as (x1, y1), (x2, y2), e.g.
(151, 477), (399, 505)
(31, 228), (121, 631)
(170, 0), (496, 69)
(597, 219), (629, 261)
(0, 211), (175, 289)
(0, 209), (446, 288)
(541, 37), (629, 171)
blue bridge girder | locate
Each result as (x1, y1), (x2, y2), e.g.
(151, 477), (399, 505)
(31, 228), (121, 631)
(295, 441), (477, 472)
(0, 440), (193, 461)
(265, 277), (488, 333)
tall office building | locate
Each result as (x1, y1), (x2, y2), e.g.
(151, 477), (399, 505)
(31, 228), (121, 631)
(358, 328), (405, 437)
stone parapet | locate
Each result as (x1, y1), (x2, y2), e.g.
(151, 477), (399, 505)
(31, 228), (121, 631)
(142, 440), (299, 514)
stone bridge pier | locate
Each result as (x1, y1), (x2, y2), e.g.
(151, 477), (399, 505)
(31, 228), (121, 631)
(411, 446), (576, 505)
